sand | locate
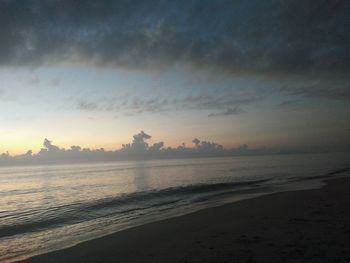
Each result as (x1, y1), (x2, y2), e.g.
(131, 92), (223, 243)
(20, 177), (350, 263)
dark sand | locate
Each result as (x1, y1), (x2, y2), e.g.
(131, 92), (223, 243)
(21, 177), (350, 263)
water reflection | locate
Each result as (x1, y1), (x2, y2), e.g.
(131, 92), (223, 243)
(131, 161), (150, 192)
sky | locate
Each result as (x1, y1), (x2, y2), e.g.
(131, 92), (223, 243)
(0, 0), (349, 157)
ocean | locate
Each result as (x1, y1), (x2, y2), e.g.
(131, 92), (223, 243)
(0, 153), (349, 262)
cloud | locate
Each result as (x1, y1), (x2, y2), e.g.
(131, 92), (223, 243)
(149, 142), (164, 152)
(0, 131), (277, 166)
(75, 92), (259, 117)
(77, 100), (98, 111)
(42, 138), (60, 152)
(278, 100), (299, 107)
(0, 0), (348, 76)
(208, 106), (246, 117)
(133, 131), (152, 141)
(192, 138), (224, 151)
(49, 78), (61, 86)
(28, 76), (40, 85)
(192, 138), (200, 146)
(279, 80), (350, 101)
(182, 93), (259, 110)
(127, 130), (152, 153)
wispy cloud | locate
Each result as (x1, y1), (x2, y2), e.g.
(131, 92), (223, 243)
(208, 106), (246, 117)
(27, 76), (40, 85)
(77, 100), (98, 111)
(76, 92), (259, 117)
(278, 80), (350, 101)
(49, 78), (61, 87)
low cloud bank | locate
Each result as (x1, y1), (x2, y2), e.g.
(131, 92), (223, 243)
(0, 131), (277, 166)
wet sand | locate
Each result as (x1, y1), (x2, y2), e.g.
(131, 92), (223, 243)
(21, 177), (350, 263)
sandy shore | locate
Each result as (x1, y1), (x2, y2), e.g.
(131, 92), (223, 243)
(21, 177), (350, 263)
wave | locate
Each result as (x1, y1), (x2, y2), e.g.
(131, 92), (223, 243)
(0, 178), (269, 238)
(292, 167), (350, 182)
(88, 178), (268, 205)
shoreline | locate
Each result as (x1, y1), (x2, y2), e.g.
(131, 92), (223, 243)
(18, 176), (350, 262)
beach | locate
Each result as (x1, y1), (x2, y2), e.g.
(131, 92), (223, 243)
(20, 176), (350, 263)
(1, 0), (349, 261)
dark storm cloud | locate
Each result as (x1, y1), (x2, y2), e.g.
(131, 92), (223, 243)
(0, 0), (349, 75)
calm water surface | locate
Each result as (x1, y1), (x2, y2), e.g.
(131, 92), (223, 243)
(0, 153), (349, 262)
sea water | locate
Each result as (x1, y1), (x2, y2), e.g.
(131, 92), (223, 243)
(0, 153), (349, 262)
